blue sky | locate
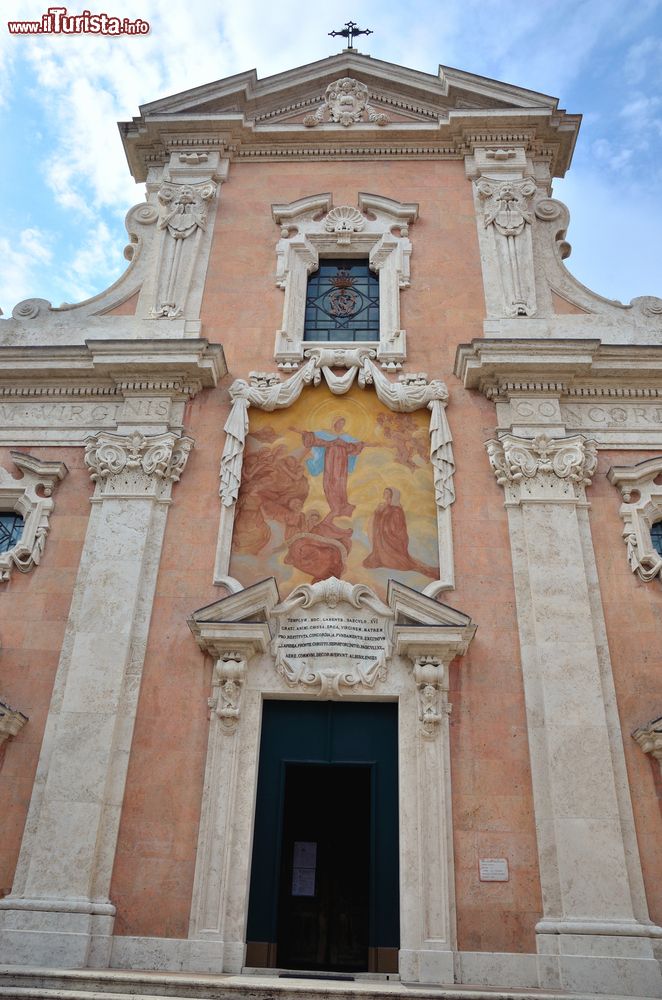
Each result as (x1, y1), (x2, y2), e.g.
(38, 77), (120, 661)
(1, 0), (661, 315)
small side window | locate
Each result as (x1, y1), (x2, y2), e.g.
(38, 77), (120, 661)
(0, 512), (24, 554)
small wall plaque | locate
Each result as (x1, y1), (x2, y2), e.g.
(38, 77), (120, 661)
(479, 857), (509, 882)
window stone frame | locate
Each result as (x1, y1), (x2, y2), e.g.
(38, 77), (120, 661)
(0, 452), (67, 582)
(272, 193), (418, 370)
(608, 456), (662, 583)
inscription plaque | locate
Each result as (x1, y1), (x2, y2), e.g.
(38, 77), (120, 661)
(272, 578), (393, 698)
(479, 858), (509, 882)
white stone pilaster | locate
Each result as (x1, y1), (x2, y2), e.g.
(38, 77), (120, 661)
(0, 429), (193, 970)
(487, 432), (662, 998)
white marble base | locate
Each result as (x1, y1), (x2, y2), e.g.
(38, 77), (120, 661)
(398, 948), (455, 985)
(456, 950), (538, 988)
(108, 937), (660, 996)
(0, 903), (114, 969)
(537, 931), (662, 997)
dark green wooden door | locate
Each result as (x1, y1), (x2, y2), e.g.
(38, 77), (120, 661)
(246, 701), (399, 973)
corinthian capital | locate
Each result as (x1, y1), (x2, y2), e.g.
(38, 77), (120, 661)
(486, 432), (598, 504)
(85, 429), (193, 501)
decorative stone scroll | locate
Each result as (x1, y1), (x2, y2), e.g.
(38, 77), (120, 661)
(0, 699), (28, 746)
(486, 432), (598, 503)
(215, 352), (455, 593)
(607, 456), (662, 583)
(303, 77), (389, 128)
(0, 452), (67, 582)
(412, 655), (446, 738)
(271, 577), (393, 697)
(208, 653), (246, 730)
(150, 179), (218, 319)
(85, 429), (193, 501)
(632, 717), (662, 774)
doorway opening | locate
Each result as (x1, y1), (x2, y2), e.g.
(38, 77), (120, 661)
(246, 701), (399, 974)
(278, 763), (370, 971)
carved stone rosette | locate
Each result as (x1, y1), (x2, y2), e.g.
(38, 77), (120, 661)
(0, 452), (68, 582)
(85, 429), (193, 501)
(486, 432), (598, 503)
(0, 699), (28, 746)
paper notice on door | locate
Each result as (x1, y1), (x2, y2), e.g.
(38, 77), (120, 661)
(292, 841), (317, 896)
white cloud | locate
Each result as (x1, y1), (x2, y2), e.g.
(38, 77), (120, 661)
(0, 227), (54, 313)
(63, 219), (124, 303)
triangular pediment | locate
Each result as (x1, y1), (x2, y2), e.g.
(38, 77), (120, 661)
(189, 576), (474, 630)
(121, 52), (579, 181)
(136, 53), (558, 122)
(388, 580), (474, 628)
(189, 577), (279, 626)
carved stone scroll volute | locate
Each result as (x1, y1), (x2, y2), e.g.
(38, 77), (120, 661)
(208, 652), (246, 730)
(413, 655), (447, 738)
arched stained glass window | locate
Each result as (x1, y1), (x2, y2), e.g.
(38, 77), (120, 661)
(0, 512), (23, 554)
(304, 259), (379, 342)
(651, 521), (662, 557)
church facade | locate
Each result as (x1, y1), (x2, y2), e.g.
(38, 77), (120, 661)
(0, 49), (661, 1000)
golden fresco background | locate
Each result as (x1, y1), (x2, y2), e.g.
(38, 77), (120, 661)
(229, 385), (439, 599)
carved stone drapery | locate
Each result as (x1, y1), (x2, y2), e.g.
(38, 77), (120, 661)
(486, 432), (598, 503)
(0, 699), (28, 746)
(303, 77), (389, 128)
(150, 179), (218, 319)
(0, 452), (67, 582)
(85, 429), (193, 501)
(607, 456), (662, 583)
(215, 353), (456, 593)
(476, 177), (537, 317)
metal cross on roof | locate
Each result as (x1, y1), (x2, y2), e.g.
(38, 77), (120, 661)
(328, 20), (373, 50)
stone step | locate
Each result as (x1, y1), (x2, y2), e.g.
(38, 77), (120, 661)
(0, 969), (650, 1000)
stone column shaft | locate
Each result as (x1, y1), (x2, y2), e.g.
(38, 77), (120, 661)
(0, 430), (192, 970)
(487, 432), (662, 998)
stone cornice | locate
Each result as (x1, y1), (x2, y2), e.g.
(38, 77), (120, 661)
(0, 339), (226, 392)
(455, 339), (662, 393)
